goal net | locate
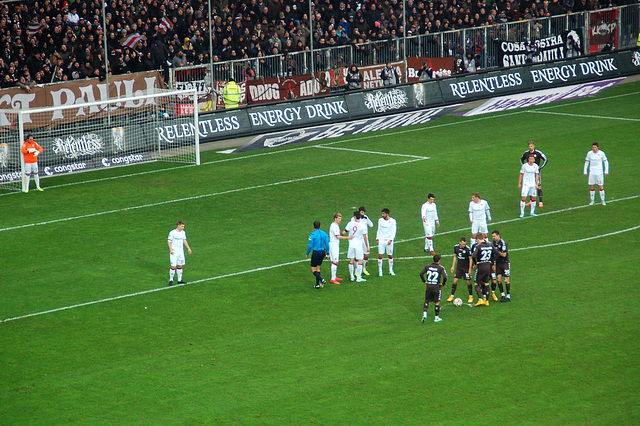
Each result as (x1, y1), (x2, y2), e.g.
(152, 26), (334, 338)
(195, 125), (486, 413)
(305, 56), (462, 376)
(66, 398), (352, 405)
(0, 88), (199, 192)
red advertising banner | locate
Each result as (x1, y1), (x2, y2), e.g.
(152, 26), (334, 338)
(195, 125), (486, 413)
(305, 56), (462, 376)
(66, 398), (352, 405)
(239, 58), (453, 106)
(589, 9), (619, 53)
(243, 75), (330, 105)
(406, 57), (455, 81)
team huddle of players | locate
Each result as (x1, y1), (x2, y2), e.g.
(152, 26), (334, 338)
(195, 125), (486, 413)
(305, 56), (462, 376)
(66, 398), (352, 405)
(419, 142), (545, 323)
(420, 194), (511, 323)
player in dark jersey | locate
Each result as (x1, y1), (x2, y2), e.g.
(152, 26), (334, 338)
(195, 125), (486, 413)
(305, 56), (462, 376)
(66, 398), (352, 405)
(447, 236), (474, 304)
(520, 141), (547, 207)
(491, 230), (511, 302)
(420, 254), (448, 323)
(471, 234), (499, 307)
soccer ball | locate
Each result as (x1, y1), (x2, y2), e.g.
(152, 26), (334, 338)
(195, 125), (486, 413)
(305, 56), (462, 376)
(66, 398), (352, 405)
(453, 298), (463, 307)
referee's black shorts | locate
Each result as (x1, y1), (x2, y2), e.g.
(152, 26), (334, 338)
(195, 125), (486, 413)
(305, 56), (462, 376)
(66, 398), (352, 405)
(310, 250), (326, 267)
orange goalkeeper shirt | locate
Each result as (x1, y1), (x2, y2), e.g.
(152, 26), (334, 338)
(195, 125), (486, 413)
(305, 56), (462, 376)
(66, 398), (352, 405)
(21, 140), (43, 164)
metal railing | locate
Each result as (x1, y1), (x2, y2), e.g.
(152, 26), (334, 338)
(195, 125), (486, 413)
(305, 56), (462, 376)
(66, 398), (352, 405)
(170, 4), (639, 87)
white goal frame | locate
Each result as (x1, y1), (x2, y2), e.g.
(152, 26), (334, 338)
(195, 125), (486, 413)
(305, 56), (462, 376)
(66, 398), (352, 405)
(0, 88), (199, 192)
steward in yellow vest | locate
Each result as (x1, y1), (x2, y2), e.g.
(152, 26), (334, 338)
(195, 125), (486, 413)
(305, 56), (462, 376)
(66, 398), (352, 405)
(223, 78), (240, 109)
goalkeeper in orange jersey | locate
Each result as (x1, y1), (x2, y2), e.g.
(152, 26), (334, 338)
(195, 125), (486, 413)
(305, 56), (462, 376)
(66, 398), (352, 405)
(21, 134), (44, 193)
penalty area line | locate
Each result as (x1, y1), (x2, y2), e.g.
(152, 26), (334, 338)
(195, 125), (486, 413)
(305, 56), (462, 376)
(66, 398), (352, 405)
(315, 145), (430, 160)
(0, 157), (426, 233)
(392, 193), (640, 247)
(3, 223), (639, 324)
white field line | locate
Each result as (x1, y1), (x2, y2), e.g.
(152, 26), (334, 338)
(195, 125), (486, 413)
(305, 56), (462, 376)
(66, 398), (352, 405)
(0, 157), (426, 233)
(533, 88), (640, 110)
(394, 193), (640, 246)
(528, 110), (640, 122)
(394, 224), (640, 261)
(0, 144), (321, 196)
(315, 145), (430, 160)
(3, 197), (639, 323)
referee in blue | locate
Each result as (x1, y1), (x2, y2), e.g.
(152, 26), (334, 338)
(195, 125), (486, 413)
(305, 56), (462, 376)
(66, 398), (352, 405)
(306, 220), (330, 289)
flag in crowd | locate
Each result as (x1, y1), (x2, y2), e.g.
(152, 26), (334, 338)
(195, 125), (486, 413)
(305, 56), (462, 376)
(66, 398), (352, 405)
(28, 21), (46, 35)
(159, 16), (173, 34)
(121, 32), (146, 48)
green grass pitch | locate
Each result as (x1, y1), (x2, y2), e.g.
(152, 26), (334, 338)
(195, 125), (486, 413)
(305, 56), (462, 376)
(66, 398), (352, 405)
(1, 80), (639, 424)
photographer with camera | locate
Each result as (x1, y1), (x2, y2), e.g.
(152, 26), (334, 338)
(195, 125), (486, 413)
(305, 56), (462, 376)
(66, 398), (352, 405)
(418, 62), (433, 81)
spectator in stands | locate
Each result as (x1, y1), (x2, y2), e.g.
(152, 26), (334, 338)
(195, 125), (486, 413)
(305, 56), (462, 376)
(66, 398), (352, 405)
(381, 62), (399, 86)
(1, 74), (13, 88)
(182, 37), (195, 62)
(549, 0), (567, 15)
(346, 64), (363, 90)
(52, 66), (66, 83)
(242, 61), (256, 81)
(462, 51), (479, 73)
(18, 72), (36, 92)
(142, 51), (156, 71)
(150, 35), (169, 68)
(564, 33), (582, 57)
(172, 50), (187, 68)
(418, 62), (433, 81)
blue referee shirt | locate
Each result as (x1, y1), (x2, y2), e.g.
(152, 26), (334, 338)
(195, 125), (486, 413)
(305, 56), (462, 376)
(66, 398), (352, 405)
(306, 229), (330, 256)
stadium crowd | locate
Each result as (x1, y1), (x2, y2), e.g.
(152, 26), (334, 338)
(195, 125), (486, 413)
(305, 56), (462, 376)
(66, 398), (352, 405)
(0, 0), (631, 90)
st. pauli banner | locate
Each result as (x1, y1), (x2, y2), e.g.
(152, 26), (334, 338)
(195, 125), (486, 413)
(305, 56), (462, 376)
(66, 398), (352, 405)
(0, 71), (165, 128)
(0, 71), (164, 111)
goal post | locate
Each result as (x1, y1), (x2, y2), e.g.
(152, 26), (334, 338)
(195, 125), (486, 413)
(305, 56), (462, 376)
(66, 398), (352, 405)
(0, 88), (199, 193)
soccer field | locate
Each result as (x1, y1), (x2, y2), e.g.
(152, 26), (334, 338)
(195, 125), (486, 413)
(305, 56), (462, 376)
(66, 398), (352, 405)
(2, 80), (639, 424)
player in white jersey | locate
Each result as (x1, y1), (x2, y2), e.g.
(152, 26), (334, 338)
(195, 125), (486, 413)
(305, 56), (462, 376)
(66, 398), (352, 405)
(421, 193), (440, 254)
(376, 208), (397, 276)
(344, 211), (368, 282)
(358, 206), (374, 276)
(468, 192), (491, 245)
(168, 220), (192, 285)
(328, 212), (352, 284)
(584, 142), (609, 205)
(518, 154), (540, 217)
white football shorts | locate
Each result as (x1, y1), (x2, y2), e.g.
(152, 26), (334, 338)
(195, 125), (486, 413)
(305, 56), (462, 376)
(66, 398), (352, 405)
(588, 173), (604, 186)
(347, 244), (364, 261)
(329, 242), (340, 263)
(170, 252), (185, 266)
(471, 220), (488, 235)
(521, 185), (537, 198)
(378, 239), (394, 256)
(423, 221), (436, 237)
(24, 162), (39, 175)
